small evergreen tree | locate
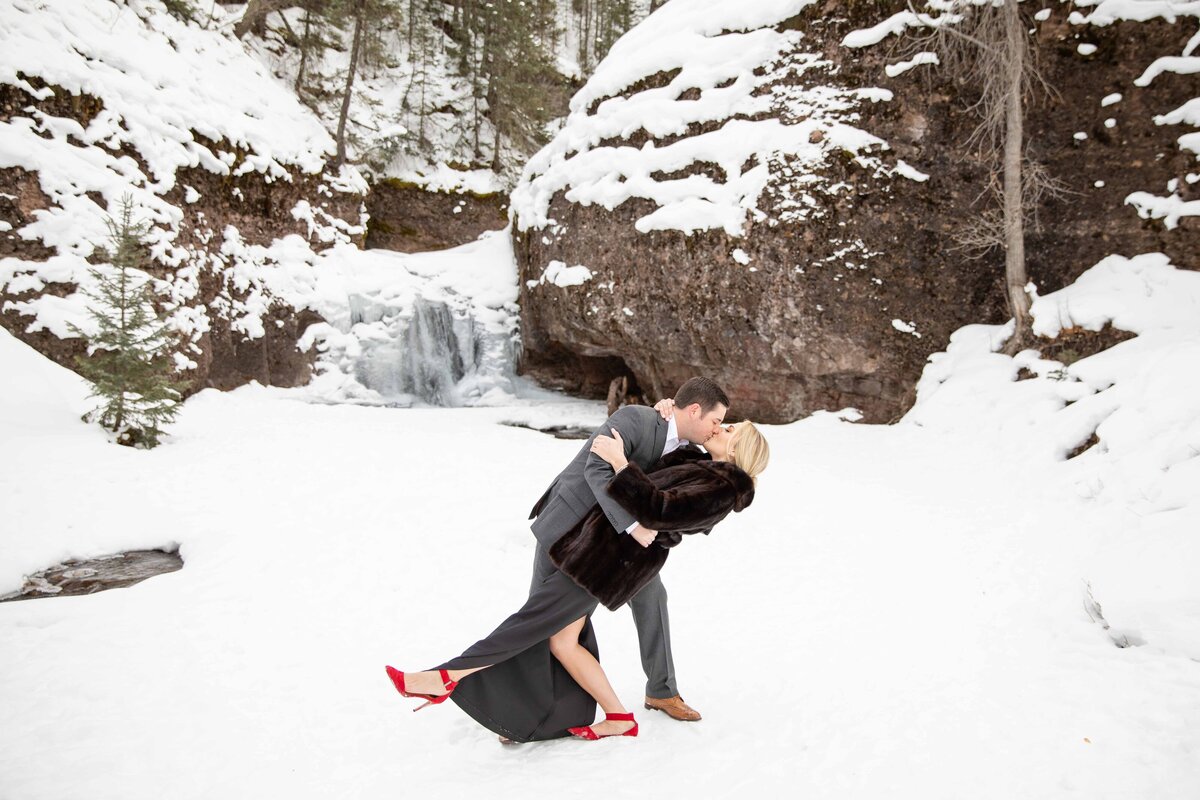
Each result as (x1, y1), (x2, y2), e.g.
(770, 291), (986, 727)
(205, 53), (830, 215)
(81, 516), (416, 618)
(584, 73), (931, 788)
(70, 198), (182, 449)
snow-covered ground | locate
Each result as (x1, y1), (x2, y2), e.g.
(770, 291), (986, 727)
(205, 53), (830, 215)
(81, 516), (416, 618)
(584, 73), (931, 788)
(2, 253), (1199, 798)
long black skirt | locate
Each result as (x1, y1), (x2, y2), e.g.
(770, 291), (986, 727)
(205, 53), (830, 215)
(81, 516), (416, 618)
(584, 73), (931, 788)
(434, 565), (601, 743)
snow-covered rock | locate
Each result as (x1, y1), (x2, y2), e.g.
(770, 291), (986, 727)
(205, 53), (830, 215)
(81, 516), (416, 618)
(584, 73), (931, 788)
(0, 0), (364, 393)
(511, 0), (1200, 424)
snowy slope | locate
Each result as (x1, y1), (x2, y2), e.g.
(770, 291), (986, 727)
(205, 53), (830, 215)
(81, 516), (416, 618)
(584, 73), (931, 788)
(907, 252), (1200, 658)
(2, 253), (1199, 798)
(243, 0), (657, 191)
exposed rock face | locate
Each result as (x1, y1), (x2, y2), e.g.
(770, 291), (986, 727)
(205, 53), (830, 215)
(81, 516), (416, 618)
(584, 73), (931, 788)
(512, 0), (1199, 423)
(365, 179), (507, 253)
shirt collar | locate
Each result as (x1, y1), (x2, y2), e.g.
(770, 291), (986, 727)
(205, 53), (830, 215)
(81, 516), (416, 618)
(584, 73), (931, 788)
(666, 414), (687, 445)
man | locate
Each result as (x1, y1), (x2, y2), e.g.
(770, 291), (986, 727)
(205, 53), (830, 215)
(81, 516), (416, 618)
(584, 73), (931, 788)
(528, 376), (730, 722)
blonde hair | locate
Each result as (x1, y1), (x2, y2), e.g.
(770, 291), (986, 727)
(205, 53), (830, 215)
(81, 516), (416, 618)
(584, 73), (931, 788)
(729, 421), (770, 486)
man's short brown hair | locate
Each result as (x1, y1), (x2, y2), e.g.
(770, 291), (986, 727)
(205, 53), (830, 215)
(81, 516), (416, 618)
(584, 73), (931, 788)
(673, 376), (730, 414)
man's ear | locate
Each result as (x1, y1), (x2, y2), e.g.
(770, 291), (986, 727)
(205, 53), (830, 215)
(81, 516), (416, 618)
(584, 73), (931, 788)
(683, 402), (702, 418)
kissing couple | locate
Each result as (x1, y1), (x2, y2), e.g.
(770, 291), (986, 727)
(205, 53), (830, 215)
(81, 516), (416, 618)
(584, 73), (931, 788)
(385, 376), (770, 742)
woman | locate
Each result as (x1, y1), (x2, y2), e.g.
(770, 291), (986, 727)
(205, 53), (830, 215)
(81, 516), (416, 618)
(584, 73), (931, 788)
(386, 417), (770, 742)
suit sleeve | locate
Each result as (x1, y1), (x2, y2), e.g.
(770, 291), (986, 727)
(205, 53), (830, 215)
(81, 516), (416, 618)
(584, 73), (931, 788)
(583, 405), (647, 534)
(606, 462), (729, 531)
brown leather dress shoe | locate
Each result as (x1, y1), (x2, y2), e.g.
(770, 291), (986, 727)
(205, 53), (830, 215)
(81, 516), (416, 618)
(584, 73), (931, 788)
(643, 695), (702, 721)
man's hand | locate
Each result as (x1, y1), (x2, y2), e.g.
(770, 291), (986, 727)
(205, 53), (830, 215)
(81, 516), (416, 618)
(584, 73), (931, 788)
(631, 524), (657, 548)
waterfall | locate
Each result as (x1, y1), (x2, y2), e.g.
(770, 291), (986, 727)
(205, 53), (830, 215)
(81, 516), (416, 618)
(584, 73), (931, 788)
(397, 297), (469, 405)
(304, 236), (522, 407)
(339, 294), (515, 407)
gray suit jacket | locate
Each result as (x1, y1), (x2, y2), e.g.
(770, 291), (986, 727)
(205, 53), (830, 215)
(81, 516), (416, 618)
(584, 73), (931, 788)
(529, 405), (669, 548)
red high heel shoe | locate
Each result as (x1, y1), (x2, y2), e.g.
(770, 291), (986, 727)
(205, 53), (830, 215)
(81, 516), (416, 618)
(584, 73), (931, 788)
(567, 711), (639, 740)
(384, 666), (458, 712)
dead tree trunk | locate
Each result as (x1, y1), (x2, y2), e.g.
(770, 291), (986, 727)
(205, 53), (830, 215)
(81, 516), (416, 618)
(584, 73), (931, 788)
(901, 0), (1065, 355)
(334, 0), (366, 169)
(1000, 0), (1031, 354)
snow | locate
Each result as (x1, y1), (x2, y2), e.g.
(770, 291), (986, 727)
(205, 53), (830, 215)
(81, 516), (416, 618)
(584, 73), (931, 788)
(841, 9), (963, 48)
(0, 1), (337, 184)
(731, 248), (751, 265)
(391, 164), (503, 196)
(1134, 55), (1200, 86)
(3, 253), (1199, 797)
(511, 0), (909, 238)
(527, 260), (594, 289)
(1125, 190), (1200, 229)
(885, 51), (940, 77)
(1069, 0), (1198, 26)
(3, 2), (1200, 795)
(1158, 97), (1200, 127)
(1078, 43), (1099, 55)
(1101, 92), (1123, 106)
(894, 159), (930, 182)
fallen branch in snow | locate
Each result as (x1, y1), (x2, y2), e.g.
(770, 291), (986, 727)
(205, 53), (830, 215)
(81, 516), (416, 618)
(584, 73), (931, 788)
(1083, 580), (1135, 648)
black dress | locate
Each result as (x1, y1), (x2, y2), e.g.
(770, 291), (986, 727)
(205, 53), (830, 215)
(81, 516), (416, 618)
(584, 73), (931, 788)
(432, 453), (755, 743)
(435, 549), (601, 742)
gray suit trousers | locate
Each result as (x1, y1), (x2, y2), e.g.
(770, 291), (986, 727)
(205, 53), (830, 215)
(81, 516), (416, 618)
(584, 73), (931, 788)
(530, 545), (677, 699)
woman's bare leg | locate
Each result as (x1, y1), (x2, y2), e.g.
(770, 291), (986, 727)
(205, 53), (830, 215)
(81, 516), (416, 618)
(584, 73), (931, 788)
(548, 616), (635, 736)
(400, 666), (489, 695)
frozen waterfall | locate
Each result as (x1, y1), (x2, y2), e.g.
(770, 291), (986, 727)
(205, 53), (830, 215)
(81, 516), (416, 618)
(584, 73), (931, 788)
(297, 233), (522, 407)
(313, 291), (517, 407)
(354, 297), (470, 405)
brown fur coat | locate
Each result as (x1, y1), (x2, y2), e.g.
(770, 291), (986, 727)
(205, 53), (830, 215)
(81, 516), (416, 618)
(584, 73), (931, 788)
(548, 448), (755, 610)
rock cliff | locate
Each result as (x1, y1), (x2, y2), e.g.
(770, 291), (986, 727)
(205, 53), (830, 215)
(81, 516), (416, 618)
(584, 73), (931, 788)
(511, 0), (1200, 422)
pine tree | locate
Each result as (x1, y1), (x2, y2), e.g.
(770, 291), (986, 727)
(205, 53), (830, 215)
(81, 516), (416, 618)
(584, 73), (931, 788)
(401, 0), (441, 150)
(334, 0), (404, 167)
(295, 0), (348, 105)
(479, 0), (563, 171)
(593, 0), (634, 67)
(70, 198), (182, 449)
(573, 0), (636, 73)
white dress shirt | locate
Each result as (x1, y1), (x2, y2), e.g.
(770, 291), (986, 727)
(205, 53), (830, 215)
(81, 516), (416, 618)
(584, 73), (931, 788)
(623, 414), (688, 534)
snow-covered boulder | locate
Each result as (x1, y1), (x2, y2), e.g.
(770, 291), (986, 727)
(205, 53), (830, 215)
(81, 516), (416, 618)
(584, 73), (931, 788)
(0, 0), (366, 394)
(511, 0), (1199, 422)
